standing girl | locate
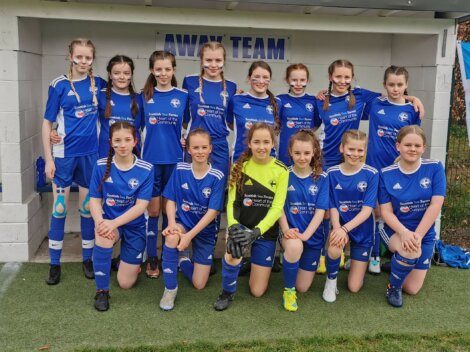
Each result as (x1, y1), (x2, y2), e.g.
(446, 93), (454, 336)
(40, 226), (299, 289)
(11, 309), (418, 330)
(183, 42), (237, 178)
(97, 55), (143, 158)
(277, 64), (317, 166)
(228, 61), (282, 162)
(379, 125), (445, 307)
(42, 38), (106, 285)
(89, 122), (154, 311)
(141, 51), (189, 278)
(159, 129), (225, 311)
(213, 123), (289, 311)
(279, 130), (328, 311)
(364, 66), (421, 273)
(323, 130), (379, 303)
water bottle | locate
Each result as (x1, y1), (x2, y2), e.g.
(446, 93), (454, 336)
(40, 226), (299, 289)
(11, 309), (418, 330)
(36, 156), (46, 188)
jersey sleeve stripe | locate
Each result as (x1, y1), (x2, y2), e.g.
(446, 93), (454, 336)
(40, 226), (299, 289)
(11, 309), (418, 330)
(381, 164), (398, 173)
(363, 165), (378, 174)
(51, 75), (67, 87)
(274, 160), (288, 171)
(421, 158), (439, 164)
(136, 159), (153, 168)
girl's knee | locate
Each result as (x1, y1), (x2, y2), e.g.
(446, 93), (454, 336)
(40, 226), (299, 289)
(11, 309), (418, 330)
(295, 284), (310, 294)
(348, 281), (363, 293)
(165, 233), (179, 247)
(117, 277), (135, 290)
(249, 285), (267, 298)
(193, 280), (208, 290)
(403, 283), (422, 296)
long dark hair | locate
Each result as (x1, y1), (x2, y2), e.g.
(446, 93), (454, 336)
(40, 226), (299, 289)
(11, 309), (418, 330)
(143, 50), (177, 102)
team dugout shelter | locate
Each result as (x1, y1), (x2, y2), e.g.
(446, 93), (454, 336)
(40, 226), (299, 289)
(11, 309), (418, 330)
(0, 0), (469, 262)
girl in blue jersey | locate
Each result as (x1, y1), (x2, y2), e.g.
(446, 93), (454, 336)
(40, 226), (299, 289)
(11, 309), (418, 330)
(159, 129), (225, 311)
(323, 130), (379, 303)
(228, 61), (282, 162)
(42, 38), (106, 285)
(97, 55), (143, 158)
(277, 64), (317, 166)
(379, 125), (445, 308)
(89, 121), (154, 311)
(279, 130), (328, 311)
(365, 66), (421, 274)
(141, 51), (189, 279)
(183, 42), (237, 178)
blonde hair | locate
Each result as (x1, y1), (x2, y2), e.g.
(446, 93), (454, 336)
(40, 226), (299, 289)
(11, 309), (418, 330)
(199, 42), (228, 107)
(323, 59), (355, 111)
(67, 38), (97, 105)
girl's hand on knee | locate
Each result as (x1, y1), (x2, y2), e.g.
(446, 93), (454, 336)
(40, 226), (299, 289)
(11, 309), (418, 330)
(97, 219), (117, 237)
(162, 224), (180, 237)
(177, 234), (191, 251)
(284, 228), (299, 239)
(329, 228), (347, 248)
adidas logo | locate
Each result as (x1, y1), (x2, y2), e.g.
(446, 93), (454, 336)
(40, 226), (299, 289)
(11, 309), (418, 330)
(194, 87), (201, 93)
(393, 183), (402, 190)
(67, 90), (75, 96)
(312, 261), (317, 266)
(147, 98), (154, 104)
(287, 185), (295, 191)
(163, 268), (173, 274)
(95, 271), (106, 276)
(245, 179), (253, 186)
(243, 103), (251, 109)
(423, 259), (430, 265)
(182, 183), (189, 189)
(284, 103), (292, 108)
(136, 253), (142, 259)
(362, 251), (368, 256)
(335, 184), (342, 190)
(208, 254), (213, 260)
(105, 177), (113, 183)
(265, 256), (272, 261)
(377, 109), (385, 115)
(228, 280), (237, 286)
(147, 231), (156, 237)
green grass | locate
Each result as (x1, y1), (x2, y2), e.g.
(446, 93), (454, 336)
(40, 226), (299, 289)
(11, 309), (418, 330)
(1, 263), (469, 352)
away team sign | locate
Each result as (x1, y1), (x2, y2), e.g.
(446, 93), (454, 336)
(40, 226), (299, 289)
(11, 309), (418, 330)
(156, 33), (290, 62)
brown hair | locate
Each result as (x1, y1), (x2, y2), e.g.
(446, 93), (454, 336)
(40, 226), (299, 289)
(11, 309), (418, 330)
(99, 121), (137, 191)
(143, 51), (177, 102)
(248, 61), (280, 131)
(67, 38), (97, 105)
(323, 59), (355, 111)
(229, 122), (276, 193)
(285, 63), (310, 81)
(340, 129), (367, 162)
(383, 65), (409, 96)
(104, 55), (139, 119)
(199, 42), (228, 107)
(288, 129), (322, 180)
(396, 125), (426, 145)
(186, 128), (212, 148)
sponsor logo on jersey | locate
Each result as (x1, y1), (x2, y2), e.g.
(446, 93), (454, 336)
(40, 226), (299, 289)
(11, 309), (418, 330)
(147, 98), (155, 104)
(393, 183), (402, 190)
(284, 103), (292, 108)
(309, 184), (319, 195)
(182, 203), (191, 212)
(202, 187), (212, 198)
(330, 118), (339, 126)
(286, 121), (295, 128)
(105, 176), (113, 183)
(106, 198), (116, 206)
(266, 105), (274, 114)
(290, 206), (299, 214)
(149, 117), (157, 125)
(287, 185), (296, 191)
(181, 183), (189, 189)
(67, 90), (75, 96)
(128, 178), (139, 189)
(400, 206), (410, 213)
(245, 121), (253, 129)
(339, 204), (349, 212)
(197, 108), (206, 116)
(398, 112), (409, 122)
(305, 103), (314, 112)
(75, 110), (85, 118)
(243, 103), (251, 109)
(243, 198), (253, 206)
(170, 98), (181, 108)
(377, 109), (385, 115)
(357, 181), (368, 192)
(335, 184), (343, 190)
(420, 177), (431, 189)
(377, 129), (385, 137)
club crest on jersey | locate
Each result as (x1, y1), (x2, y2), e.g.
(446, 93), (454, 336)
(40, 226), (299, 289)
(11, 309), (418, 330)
(400, 206), (410, 213)
(243, 198), (253, 206)
(202, 187), (212, 198)
(128, 178), (139, 189)
(106, 198), (116, 206)
(398, 112), (409, 122)
(309, 185), (319, 195)
(197, 108), (206, 116)
(290, 206), (299, 214)
(75, 110), (85, 118)
(89, 86), (98, 94)
(305, 103), (314, 112)
(377, 129), (385, 137)
(286, 121), (295, 128)
(245, 121), (254, 129)
(420, 177), (431, 189)
(266, 105), (274, 114)
(109, 119), (116, 126)
(340, 204), (349, 212)
(220, 90), (229, 99)
(357, 181), (368, 192)
(149, 117), (157, 125)
(110, 100), (115, 107)
(182, 203), (191, 212)
(170, 98), (181, 108)
(330, 118), (339, 126)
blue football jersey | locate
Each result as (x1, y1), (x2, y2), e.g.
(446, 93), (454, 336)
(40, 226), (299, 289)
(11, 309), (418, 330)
(44, 75), (106, 157)
(379, 159), (446, 239)
(228, 93), (282, 161)
(141, 87), (188, 164)
(97, 89), (144, 158)
(364, 97), (421, 170)
(328, 164), (379, 244)
(183, 75), (237, 140)
(163, 162), (225, 236)
(277, 93), (317, 165)
(284, 168), (329, 246)
(314, 88), (380, 168)
(89, 156), (154, 227)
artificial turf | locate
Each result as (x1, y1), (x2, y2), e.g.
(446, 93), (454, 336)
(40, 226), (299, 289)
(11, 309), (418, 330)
(0, 262), (469, 352)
